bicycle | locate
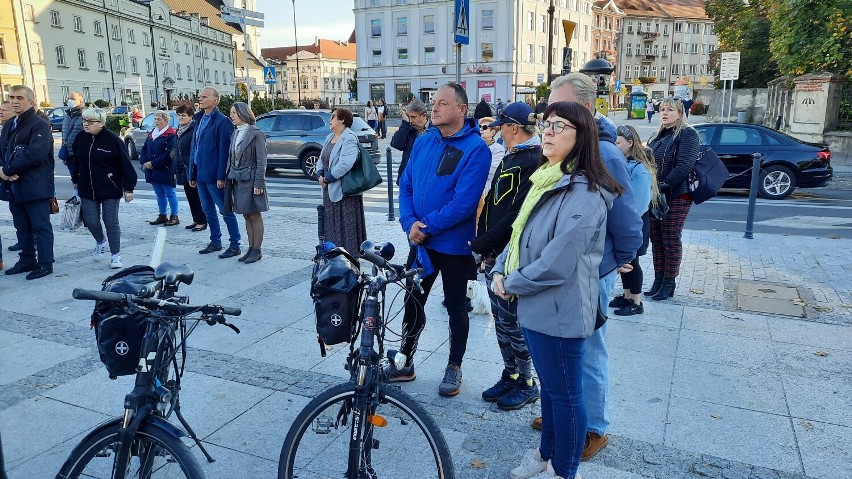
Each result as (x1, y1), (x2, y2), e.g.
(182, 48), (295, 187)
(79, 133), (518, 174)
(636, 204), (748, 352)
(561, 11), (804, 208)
(278, 207), (455, 479)
(56, 262), (241, 479)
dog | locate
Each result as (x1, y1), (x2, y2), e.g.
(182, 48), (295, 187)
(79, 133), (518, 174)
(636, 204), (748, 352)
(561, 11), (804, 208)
(467, 279), (492, 317)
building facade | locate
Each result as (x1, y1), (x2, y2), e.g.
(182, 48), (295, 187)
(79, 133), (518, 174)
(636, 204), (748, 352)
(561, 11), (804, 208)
(0, 0), (25, 98)
(263, 39), (357, 106)
(353, 0), (595, 105)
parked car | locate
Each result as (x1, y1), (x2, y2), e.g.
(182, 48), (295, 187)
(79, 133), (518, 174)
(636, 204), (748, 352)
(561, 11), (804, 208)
(255, 110), (380, 179)
(44, 107), (68, 132)
(693, 123), (833, 200)
(123, 110), (179, 161)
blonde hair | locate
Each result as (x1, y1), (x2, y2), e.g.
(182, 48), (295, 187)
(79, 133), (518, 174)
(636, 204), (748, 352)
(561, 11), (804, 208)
(478, 117), (497, 145)
(617, 125), (660, 208)
(81, 107), (107, 123)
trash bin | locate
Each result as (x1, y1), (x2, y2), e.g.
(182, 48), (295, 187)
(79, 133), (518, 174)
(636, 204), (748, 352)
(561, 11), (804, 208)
(628, 91), (648, 120)
(737, 110), (747, 123)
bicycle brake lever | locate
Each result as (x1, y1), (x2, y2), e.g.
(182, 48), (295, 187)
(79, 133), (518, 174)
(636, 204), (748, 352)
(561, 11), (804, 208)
(205, 314), (241, 334)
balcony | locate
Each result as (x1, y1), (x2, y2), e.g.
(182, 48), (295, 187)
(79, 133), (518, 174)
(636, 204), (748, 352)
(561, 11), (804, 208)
(643, 32), (660, 42)
(641, 54), (655, 63)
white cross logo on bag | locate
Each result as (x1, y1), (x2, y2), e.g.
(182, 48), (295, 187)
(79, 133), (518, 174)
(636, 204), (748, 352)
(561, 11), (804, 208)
(115, 341), (130, 356)
(331, 314), (342, 327)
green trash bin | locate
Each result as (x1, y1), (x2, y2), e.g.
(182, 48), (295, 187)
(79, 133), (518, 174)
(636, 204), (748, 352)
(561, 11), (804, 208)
(628, 91), (648, 120)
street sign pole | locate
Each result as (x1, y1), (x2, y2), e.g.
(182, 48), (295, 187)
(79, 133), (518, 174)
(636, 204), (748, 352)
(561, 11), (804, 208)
(454, 0), (469, 86)
(221, 6), (265, 102)
(719, 51), (741, 123)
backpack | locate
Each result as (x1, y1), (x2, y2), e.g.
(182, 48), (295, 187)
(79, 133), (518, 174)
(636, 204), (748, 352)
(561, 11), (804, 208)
(688, 147), (728, 205)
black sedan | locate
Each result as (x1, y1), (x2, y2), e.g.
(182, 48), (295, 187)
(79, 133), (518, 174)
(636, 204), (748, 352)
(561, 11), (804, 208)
(693, 123), (833, 199)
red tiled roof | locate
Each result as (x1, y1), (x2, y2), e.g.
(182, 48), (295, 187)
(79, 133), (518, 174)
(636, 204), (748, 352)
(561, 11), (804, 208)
(615, 0), (708, 20)
(262, 39), (356, 62)
(162, 0), (242, 35)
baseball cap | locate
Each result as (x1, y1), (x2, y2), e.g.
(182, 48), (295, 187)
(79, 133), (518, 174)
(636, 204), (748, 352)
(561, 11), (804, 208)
(488, 102), (535, 127)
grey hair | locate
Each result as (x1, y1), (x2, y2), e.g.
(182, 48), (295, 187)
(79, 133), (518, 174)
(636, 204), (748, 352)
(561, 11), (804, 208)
(201, 86), (220, 99)
(231, 102), (256, 125)
(405, 99), (427, 115)
(521, 124), (537, 134)
(81, 107), (107, 123)
(152, 110), (170, 123)
(10, 85), (35, 102)
(444, 82), (468, 106)
(550, 73), (596, 107)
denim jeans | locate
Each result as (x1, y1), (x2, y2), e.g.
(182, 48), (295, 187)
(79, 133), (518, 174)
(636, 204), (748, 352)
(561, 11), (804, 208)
(522, 327), (585, 478)
(196, 181), (240, 248)
(583, 270), (616, 436)
(10, 199), (54, 265)
(151, 183), (179, 216)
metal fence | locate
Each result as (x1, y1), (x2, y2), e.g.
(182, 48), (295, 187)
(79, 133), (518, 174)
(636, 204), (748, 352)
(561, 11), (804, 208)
(836, 81), (852, 131)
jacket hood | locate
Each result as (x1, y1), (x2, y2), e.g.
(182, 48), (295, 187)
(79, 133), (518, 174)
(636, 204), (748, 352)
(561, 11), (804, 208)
(596, 116), (617, 144)
(424, 117), (480, 142)
(553, 173), (616, 210)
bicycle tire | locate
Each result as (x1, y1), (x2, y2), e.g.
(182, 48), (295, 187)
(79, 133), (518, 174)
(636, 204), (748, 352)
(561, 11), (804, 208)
(57, 421), (204, 479)
(279, 381), (454, 479)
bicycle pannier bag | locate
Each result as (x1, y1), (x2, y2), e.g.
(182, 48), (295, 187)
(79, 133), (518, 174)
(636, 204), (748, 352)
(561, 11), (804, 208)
(312, 248), (362, 346)
(688, 147), (728, 205)
(90, 265), (159, 378)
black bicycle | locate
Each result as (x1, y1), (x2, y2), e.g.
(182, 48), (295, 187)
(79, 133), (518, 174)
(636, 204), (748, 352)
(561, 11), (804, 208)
(278, 208), (454, 479)
(56, 263), (241, 479)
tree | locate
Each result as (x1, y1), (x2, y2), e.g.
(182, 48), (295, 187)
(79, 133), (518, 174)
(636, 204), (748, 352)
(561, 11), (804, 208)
(706, 0), (779, 87)
(767, 0), (852, 76)
(348, 71), (358, 100)
(536, 82), (550, 100)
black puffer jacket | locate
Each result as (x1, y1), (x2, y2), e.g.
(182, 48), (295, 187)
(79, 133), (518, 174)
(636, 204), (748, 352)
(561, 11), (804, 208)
(71, 128), (137, 200)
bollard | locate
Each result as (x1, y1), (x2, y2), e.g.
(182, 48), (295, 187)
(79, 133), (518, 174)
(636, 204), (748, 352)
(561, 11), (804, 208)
(744, 152), (762, 239)
(386, 147), (395, 221)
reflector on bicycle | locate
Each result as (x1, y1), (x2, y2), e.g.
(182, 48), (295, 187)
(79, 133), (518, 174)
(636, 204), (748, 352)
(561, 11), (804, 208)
(367, 415), (388, 427)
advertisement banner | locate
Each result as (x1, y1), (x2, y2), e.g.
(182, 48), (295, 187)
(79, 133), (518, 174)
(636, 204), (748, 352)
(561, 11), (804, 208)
(478, 80), (495, 103)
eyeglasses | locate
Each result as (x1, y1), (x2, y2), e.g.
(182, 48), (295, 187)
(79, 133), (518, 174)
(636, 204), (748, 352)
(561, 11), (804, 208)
(538, 120), (575, 134)
(82, 120), (102, 125)
(616, 125), (633, 140)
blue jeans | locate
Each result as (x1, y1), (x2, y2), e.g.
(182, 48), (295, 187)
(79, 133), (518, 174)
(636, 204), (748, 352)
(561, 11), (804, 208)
(583, 270), (617, 435)
(151, 183), (179, 216)
(523, 328), (585, 478)
(196, 181), (240, 248)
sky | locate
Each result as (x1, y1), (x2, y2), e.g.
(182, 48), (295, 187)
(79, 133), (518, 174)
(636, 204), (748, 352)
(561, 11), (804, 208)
(255, 0), (356, 48)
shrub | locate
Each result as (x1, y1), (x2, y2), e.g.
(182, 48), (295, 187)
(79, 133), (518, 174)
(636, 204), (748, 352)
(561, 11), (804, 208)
(94, 99), (110, 108)
(690, 101), (708, 115)
(105, 114), (125, 135)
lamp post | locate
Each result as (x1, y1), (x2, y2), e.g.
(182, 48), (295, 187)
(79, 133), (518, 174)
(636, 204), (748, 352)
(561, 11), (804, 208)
(546, 0), (555, 83)
(292, 0), (302, 106)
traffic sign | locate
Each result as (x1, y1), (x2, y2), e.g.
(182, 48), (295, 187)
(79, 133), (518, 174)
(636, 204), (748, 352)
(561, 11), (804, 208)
(263, 66), (277, 84)
(232, 77), (256, 84)
(250, 84), (266, 92)
(615, 80), (621, 91)
(454, 0), (469, 45)
(220, 6), (264, 19)
(221, 14), (264, 28)
(719, 52), (741, 81)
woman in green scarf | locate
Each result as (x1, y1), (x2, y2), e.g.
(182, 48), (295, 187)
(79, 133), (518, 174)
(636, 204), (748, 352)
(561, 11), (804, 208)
(491, 101), (622, 479)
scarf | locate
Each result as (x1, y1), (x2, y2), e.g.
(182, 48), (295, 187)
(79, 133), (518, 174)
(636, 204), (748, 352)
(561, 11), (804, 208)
(504, 161), (567, 275)
(150, 125), (168, 140)
(176, 120), (193, 138)
(233, 123), (250, 153)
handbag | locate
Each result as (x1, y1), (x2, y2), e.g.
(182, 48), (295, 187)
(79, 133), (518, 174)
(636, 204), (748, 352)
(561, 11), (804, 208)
(688, 147), (728, 205)
(60, 195), (83, 230)
(341, 144), (383, 197)
(50, 196), (60, 214)
(58, 143), (68, 162)
(227, 166), (253, 181)
(649, 191), (669, 220)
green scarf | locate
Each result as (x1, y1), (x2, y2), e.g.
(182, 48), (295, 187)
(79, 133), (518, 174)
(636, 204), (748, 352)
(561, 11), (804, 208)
(505, 162), (567, 275)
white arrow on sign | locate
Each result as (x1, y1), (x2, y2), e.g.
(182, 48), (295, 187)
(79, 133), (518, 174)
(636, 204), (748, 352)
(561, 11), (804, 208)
(220, 5), (264, 19)
(221, 14), (264, 28)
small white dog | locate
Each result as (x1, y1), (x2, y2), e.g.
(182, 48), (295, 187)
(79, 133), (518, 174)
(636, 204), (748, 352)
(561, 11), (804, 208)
(467, 279), (492, 317)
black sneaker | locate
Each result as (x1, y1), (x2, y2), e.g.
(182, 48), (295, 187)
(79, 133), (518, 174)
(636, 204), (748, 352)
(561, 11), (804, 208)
(497, 378), (540, 411)
(438, 366), (462, 397)
(482, 371), (516, 402)
(614, 302), (644, 316)
(385, 362), (416, 382)
(608, 295), (631, 308)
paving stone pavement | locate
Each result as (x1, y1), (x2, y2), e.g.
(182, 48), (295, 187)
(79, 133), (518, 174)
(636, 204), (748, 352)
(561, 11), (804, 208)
(1, 180), (851, 478)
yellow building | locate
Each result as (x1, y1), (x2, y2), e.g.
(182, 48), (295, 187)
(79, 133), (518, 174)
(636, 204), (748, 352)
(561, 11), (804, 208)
(0, 0), (25, 97)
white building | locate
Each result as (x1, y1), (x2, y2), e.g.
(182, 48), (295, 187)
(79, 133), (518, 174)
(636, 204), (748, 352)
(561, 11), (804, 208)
(354, 0), (595, 105)
(263, 39), (358, 106)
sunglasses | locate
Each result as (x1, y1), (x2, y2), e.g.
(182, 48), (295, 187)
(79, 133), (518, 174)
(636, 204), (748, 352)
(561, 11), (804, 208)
(616, 125), (633, 140)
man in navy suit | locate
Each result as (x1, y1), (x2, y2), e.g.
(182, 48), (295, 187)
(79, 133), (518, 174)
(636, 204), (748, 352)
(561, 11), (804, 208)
(187, 87), (240, 257)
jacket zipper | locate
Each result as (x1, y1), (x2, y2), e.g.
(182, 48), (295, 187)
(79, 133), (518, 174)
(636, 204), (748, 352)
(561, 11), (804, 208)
(88, 135), (95, 195)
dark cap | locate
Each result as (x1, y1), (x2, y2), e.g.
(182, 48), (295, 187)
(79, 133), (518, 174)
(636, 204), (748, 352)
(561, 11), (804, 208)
(488, 102), (535, 127)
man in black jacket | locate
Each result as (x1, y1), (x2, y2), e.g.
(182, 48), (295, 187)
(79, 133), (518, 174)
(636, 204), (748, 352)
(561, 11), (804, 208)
(473, 96), (492, 120)
(390, 99), (428, 184)
(0, 85), (55, 279)
(470, 101), (542, 411)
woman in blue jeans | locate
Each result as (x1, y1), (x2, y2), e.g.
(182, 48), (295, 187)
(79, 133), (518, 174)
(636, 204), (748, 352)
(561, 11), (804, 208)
(140, 111), (179, 226)
(491, 101), (622, 479)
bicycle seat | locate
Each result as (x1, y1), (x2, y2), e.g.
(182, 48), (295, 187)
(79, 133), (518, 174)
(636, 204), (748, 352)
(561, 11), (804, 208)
(154, 262), (195, 286)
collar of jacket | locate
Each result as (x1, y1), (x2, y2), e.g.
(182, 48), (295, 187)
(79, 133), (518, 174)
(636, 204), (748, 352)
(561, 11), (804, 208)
(425, 117), (480, 141)
(149, 126), (177, 139)
(16, 107), (35, 123)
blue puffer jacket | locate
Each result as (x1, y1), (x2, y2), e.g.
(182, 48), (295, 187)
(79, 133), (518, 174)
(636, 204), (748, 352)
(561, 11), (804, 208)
(140, 128), (177, 186)
(597, 118), (643, 277)
(399, 117), (491, 255)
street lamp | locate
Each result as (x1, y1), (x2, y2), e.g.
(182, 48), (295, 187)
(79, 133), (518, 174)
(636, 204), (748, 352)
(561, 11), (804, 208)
(292, 0), (302, 106)
(546, 0), (555, 83)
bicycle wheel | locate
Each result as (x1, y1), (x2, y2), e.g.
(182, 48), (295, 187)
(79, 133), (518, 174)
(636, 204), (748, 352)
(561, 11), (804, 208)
(279, 382), (454, 479)
(57, 421), (204, 479)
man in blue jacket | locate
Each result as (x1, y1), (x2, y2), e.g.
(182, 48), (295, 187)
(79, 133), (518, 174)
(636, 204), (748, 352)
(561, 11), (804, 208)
(545, 73), (643, 460)
(393, 83), (491, 397)
(188, 87), (240, 258)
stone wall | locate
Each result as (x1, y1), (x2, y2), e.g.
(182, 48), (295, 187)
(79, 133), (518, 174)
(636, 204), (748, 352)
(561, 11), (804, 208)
(700, 88), (769, 124)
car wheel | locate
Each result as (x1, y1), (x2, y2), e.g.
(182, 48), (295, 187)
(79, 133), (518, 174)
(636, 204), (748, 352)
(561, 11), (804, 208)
(125, 139), (138, 162)
(758, 165), (796, 200)
(301, 150), (320, 180)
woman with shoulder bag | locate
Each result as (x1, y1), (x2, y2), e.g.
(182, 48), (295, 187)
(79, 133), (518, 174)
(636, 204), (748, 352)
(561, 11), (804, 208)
(140, 111), (179, 226)
(646, 98), (700, 301)
(316, 108), (367, 258)
(224, 102), (268, 264)
(70, 108), (137, 269)
(611, 125), (658, 315)
(491, 101), (622, 479)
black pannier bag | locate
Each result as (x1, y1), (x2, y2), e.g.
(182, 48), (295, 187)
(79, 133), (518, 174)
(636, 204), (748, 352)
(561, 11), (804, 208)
(90, 265), (159, 378)
(312, 248), (362, 350)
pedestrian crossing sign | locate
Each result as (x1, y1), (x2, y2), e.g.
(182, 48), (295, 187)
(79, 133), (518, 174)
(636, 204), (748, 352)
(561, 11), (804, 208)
(263, 66), (276, 85)
(454, 0), (469, 45)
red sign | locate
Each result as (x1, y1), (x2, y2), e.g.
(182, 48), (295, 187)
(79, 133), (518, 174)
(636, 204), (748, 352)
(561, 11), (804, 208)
(478, 80), (495, 88)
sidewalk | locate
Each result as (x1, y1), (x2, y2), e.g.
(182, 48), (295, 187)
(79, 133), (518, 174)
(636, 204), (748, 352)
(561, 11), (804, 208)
(1, 184), (851, 477)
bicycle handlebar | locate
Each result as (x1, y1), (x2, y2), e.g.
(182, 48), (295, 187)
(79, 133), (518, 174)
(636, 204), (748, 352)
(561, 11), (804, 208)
(72, 288), (242, 317)
(358, 249), (424, 288)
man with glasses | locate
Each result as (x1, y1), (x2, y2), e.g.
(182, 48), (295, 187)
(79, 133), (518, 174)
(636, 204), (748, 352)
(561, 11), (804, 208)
(393, 83), (491, 397)
(0, 85), (55, 280)
(471, 101), (542, 410)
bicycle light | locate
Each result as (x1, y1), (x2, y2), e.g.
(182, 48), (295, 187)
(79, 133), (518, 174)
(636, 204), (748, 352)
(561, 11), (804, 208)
(387, 350), (407, 372)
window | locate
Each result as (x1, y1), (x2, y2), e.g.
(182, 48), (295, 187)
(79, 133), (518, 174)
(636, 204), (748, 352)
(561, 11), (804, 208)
(32, 42), (42, 63)
(372, 49), (382, 66)
(627, 21), (633, 34)
(624, 64), (631, 79)
(659, 66), (666, 80)
(146, 59), (152, 75)
(662, 45), (668, 57)
(73, 15), (82, 32)
(112, 25), (120, 40)
(127, 29), (135, 43)
(97, 51), (105, 70)
(719, 127), (762, 146)
(187, 66), (192, 81)
(481, 42), (493, 62)
(50, 10), (61, 27)
(215, 71), (219, 83)
(160, 37), (166, 50)
(653, 44), (659, 55)
(61, 86), (69, 100)
(204, 69), (209, 81)
(692, 23), (701, 34)
(634, 65), (639, 78)
(626, 43), (631, 56)
(482, 10), (493, 29)
(526, 44), (534, 63)
(584, 25), (589, 41)
(142, 33), (149, 46)
(655, 22), (660, 32)
(397, 17), (407, 35)
(708, 45), (716, 53)
(689, 64), (697, 75)
(691, 43), (699, 54)
(23, 3), (35, 21)
(162, 63), (169, 77)
(221, 51), (225, 62)
(663, 24), (669, 36)
(645, 45), (651, 55)
(174, 41), (180, 52)
(130, 57), (138, 74)
(397, 48), (408, 65)
(371, 19), (381, 36)
(671, 64), (679, 75)
(651, 66), (657, 77)
(82, 87), (90, 103)
(94, 21), (102, 36)
(115, 54), (124, 72)
(77, 49), (86, 69)
(55, 46), (66, 66)
(196, 67), (201, 80)
(528, 12), (534, 31)
(708, 24), (715, 35)
(642, 65), (648, 76)
(674, 43), (681, 53)
(194, 45), (200, 57)
(540, 15), (547, 33)
(539, 46), (546, 64)
(675, 22), (683, 33)
(185, 43), (190, 54)
(203, 48), (208, 59)
(423, 15), (434, 33)
(369, 0), (381, 6)
(424, 46), (435, 62)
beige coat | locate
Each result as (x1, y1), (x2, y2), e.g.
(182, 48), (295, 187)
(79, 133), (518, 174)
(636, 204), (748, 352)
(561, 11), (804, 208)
(224, 126), (269, 214)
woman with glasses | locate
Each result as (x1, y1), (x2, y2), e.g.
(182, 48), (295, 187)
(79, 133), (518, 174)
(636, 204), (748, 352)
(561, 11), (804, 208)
(174, 105), (207, 232)
(646, 98), (700, 300)
(70, 108), (137, 269)
(610, 125), (657, 315)
(492, 102), (622, 479)
(140, 111), (179, 226)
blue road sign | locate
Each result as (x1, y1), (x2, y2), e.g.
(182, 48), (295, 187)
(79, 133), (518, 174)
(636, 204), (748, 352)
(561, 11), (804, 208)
(454, 0), (470, 45)
(615, 80), (622, 91)
(263, 66), (277, 85)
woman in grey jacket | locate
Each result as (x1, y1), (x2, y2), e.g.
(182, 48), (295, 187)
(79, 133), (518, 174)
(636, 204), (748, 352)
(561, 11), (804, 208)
(316, 108), (366, 258)
(224, 102), (268, 264)
(491, 102), (622, 479)
(61, 91), (85, 175)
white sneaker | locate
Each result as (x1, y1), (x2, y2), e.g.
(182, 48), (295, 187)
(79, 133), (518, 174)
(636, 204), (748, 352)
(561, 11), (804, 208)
(110, 254), (122, 269)
(510, 448), (547, 479)
(92, 241), (107, 258)
(527, 460), (581, 479)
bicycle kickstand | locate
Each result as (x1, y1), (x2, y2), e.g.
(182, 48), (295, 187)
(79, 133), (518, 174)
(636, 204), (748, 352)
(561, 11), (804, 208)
(173, 400), (216, 463)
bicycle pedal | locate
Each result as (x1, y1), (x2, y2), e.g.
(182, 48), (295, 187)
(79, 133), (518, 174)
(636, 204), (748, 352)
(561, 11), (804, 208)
(371, 438), (380, 450)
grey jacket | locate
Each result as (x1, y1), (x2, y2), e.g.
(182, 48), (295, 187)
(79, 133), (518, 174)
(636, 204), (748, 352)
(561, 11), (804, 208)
(62, 107), (84, 157)
(224, 126), (269, 214)
(316, 128), (360, 202)
(492, 174), (614, 339)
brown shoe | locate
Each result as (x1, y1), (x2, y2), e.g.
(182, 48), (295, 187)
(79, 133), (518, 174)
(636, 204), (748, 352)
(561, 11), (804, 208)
(164, 215), (180, 226)
(531, 416), (542, 431)
(148, 214), (167, 225)
(581, 432), (609, 461)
